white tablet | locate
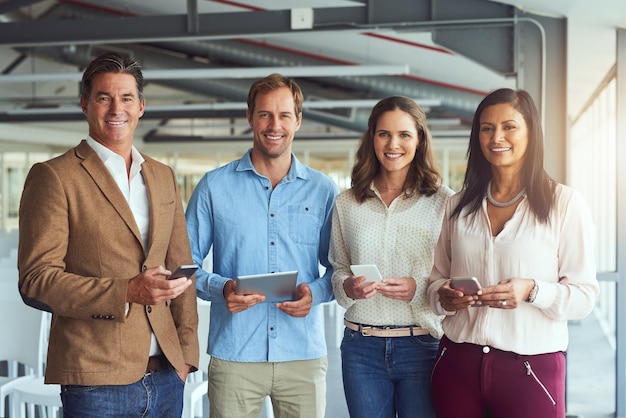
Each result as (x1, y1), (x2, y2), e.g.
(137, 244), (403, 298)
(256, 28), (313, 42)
(350, 264), (383, 284)
(235, 270), (298, 302)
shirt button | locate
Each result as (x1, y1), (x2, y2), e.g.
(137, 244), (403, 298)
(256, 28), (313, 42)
(482, 346), (490, 354)
(147, 306), (152, 313)
(270, 242), (275, 246)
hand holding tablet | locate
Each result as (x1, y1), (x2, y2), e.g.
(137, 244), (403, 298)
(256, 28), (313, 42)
(235, 271), (299, 303)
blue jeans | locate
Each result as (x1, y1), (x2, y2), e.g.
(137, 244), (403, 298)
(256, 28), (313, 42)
(60, 367), (185, 418)
(340, 327), (439, 418)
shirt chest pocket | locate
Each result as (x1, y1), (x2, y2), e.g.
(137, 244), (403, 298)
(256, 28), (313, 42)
(288, 205), (323, 246)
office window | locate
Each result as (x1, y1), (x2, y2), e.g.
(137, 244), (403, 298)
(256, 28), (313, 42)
(570, 78), (617, 273)
(570, 77), (617, 337)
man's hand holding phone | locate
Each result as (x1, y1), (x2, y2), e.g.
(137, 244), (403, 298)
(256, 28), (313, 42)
(167, 264), (199, 280)
(127, 265), (194, 305)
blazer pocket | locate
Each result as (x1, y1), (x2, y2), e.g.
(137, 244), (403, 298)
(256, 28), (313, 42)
(53, 317), (121, 373)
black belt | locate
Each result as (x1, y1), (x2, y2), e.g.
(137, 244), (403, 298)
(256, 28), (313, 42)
(146, 354), (169, 372)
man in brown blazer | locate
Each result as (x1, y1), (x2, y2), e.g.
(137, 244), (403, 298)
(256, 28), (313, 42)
(18, 52), (199, 417)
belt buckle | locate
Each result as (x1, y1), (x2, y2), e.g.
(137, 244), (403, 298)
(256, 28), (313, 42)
(360, 326), (374, 336)
(146, 355), (168, 374)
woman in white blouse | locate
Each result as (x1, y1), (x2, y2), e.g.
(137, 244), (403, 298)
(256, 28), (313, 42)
(330, 96), (453, 418)
(427, 88), (599, 418)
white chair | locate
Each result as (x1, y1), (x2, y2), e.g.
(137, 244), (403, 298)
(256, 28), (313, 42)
(11, 311), (62, 418)
(0, 282), (43, 418)
(182, 300), (274, 418)
(0, 248), (17, 269)
(0, 229), (18, 259)
(261, 396), (275, 418)
(182, 299), (211, 418)
(324, 300), (346, 349)
(0, 266), (19, 282)
(0, 273), (23, 380)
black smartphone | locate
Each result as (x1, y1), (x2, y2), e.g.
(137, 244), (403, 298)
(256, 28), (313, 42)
(168, 264), (199, 280)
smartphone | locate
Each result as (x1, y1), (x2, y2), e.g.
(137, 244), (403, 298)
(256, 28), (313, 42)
(350, 264), (383, 284)
(168, 264), (199, 280)
(450, 276), (481, 295)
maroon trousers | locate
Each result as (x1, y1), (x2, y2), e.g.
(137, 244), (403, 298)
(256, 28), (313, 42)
(431, 335), (566, 418)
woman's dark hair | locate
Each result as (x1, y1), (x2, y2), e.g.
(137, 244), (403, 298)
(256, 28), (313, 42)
(451, 88), (555, 223)
(351, 96), (442, 203)
(80, 52), (144, 102)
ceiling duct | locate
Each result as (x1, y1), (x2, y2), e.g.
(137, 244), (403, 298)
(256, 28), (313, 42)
(6, 1), (479, 139)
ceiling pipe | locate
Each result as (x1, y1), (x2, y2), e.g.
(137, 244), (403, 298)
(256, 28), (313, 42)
(17, 44), (382, 132)
(33, 2), (483, 117)
(0, 64), (410, 83)
(4, 1), (489, 134)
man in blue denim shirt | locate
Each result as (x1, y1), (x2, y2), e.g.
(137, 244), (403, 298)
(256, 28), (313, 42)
(186, 73), (338, 418)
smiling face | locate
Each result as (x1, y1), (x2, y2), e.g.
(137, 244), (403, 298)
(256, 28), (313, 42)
(80, 72), (145, 154)
(373, 109), (419, 178)
(247, 86), (301, 162)
(478, 103), (529, 173)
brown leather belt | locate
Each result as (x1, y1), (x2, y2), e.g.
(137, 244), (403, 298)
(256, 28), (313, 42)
(146, 354), (170, 372)
(344, 319), (429, 337)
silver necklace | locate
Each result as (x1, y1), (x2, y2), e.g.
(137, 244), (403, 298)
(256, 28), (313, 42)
(487, 181), (525, 208)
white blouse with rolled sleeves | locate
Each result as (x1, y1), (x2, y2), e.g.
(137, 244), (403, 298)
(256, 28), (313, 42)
(427, 183), (599, 355)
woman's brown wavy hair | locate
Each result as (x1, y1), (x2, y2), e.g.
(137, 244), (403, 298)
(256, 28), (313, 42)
(351, 96), (442, 203)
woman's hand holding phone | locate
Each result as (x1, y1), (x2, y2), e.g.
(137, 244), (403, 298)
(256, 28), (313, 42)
(450, 277), (481, 295)
(438, 277), (482, 310)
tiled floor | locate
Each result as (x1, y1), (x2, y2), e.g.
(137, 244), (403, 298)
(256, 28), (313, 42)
(566, 313), (614, 418)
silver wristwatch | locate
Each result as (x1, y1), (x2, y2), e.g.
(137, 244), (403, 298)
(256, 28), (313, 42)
(527, 279), (538, 303)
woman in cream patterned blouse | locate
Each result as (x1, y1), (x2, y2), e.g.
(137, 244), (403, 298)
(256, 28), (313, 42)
(330, 96), (453, 418)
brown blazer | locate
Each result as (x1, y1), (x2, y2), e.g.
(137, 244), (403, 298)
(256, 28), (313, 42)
(18, 140), (199, 385)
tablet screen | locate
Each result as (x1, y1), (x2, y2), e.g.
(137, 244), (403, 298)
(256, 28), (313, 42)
(235, 270), (298, 302)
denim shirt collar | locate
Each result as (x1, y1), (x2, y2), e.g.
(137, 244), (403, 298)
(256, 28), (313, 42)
(235, 148), (309, 183)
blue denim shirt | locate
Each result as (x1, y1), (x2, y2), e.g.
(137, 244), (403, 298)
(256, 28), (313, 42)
(186, 149), (338, 362)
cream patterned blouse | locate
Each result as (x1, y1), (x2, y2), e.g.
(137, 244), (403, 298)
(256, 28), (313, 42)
(330, 183), (453, 338)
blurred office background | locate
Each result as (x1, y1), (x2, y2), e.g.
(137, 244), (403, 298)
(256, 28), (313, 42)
(0, 1), (624, 416)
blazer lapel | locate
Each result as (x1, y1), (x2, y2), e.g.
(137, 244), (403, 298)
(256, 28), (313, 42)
(76, 141), (144, 247)
(140, 160), (161, 257)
